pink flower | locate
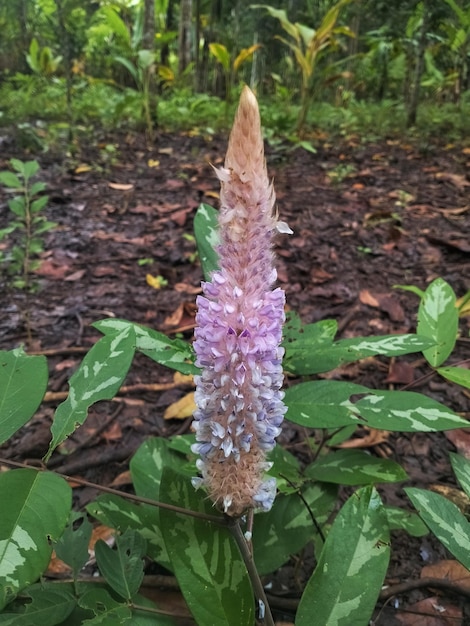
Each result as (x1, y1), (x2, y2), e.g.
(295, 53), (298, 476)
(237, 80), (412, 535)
(192, 87), (289, 516)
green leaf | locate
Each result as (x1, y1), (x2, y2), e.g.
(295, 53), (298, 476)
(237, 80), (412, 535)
(393, 284), (425, 298)
(30, 196), (48, 213)
(0, 172), (22, 189)
(285, 331), (434, 375)
(29, 182), (47, 196)
(160, 468), (253, 626)
(417, 278), (458, 366)
(449, 453), (470, 500)
(253, 483), (337, 575)
(0, 583), (76, 625)
(285, 380), (469, 431)
(78, 587), (132, 624)
(384, 506), (428, 537)
(285, 380), (369, 428)
(0, 348), (48, 445)
(95, 529), (146, 601)
(20, 161), (39, 180)
(305, 450), (408, 485)
(54, 512), (92, 579)
(193, 203), (220, 280)
(7, 197), (26, 217)
(438, 366), (470, 390)
(406, 487), (470, 570)
(0, 469), (71, 610)
(296, 486), (390, 626)
(87, 494), (169, 567)
(131, 437), (190, 499)
(209, 43), (231, 72)
(354, 389), (468, 431)
(45, 328), (136, 461)
(94, 318), (198, 375)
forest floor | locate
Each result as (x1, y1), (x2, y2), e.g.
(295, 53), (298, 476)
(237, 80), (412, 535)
(0, 126), (470, 625)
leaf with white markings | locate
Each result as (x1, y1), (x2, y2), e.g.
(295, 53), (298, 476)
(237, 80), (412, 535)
(296, 486), (390, 626)
(253, 483), (337, 575)
(438, 366), (470, 390)
(305, 450), (408, 485)
(160, 467), (253, 626)
(406, 487), (470, 570)
(45, 328), (136, 461)
(0, 469), (71, 610)
(94, 319), (199, 375)
(417, 278), (458, 367)
(285, 380), (468, 431)
(384, 506), (428, 537)
(285, 332), (435, 375)
(87, 494), (170, 568)
(0, 348), (48, 445)
(193, 203), (220, 280)
(449, 453), (470, 499)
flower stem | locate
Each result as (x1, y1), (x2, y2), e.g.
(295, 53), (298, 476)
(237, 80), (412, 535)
(227, 516), (275, 626)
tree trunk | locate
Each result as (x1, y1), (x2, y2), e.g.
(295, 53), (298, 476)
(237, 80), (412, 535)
(178, 0), (192, 76)
(142, 0), (155, 50)
(406, 1), (428, 127)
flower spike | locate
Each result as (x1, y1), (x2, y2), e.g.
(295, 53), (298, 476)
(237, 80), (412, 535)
(192, 86), (288, 516)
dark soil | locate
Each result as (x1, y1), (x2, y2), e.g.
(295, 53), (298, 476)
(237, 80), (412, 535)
(1, 126), (470, 625)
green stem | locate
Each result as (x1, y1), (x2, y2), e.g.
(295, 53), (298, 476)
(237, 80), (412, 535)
(227, 517), (275, 626)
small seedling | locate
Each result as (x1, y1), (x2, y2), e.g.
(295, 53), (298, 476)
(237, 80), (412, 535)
(0, 159), (56, 291)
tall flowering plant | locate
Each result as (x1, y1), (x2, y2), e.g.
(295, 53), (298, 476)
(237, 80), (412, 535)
(192, 86), (290, 516)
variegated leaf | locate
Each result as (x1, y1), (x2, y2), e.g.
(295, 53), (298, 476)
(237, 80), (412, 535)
(0, 470), (71, 610)
(417, 278), (458, 367)
(296, 486), (390, 626)
(94, 318), (199, 375)
(406, 487), (470, 570)
(193, 203), (220, 280)
(45, 327), (135, 461)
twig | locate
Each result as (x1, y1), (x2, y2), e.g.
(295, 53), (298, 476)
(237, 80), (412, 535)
(0, 456), (224, 525)
(43, 380), (193, 403)
(379, 576), (470, 601)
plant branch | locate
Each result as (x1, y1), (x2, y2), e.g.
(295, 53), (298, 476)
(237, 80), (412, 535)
(227, 517), (275, 626)
(0, 456), (225, 525)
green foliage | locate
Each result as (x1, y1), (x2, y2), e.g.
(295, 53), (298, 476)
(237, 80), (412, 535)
(26, 38), (62, 76)
(0, 159), (55, 291)
(0, 198), (469, 623)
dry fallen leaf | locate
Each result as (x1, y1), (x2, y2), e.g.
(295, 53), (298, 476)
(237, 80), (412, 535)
(421, 560), (470, 592)
(163, 392), (196, 420)
(107, 182), (134, 191)
(396, 596), (461, 625)
(337, 428), (389, 449)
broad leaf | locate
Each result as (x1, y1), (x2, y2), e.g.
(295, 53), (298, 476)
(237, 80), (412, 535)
(305, 449), (408, 485)
(209, 43), (231, 72)
(0, 583), (76, 625)
(0, 172), (22, 189)
(95, 529), (146, 601)
(417, 278), (458, 366)
(253, 483), (337, 575)
(0, 348), (48, 445)
(0, 469), (71, 610)
(449, 453), (470, 499)
(54, 512), (92, 579)
(406, 487), (470, 570)
(160, 468), (253, 626)
(87, 494), (169, 567)
(193, 203), (219, 280)
(296, 486), (390, 626)
(45, 327), (136, 461)
(78, 587), (132, 624)
(284, 332), (434, 376)
(94, 318), (198, 375)
(285, 380), (468, 431)
(384, 506), (428, 537)
(438, 366), (470, 390)
(285, 380), (369, 428)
